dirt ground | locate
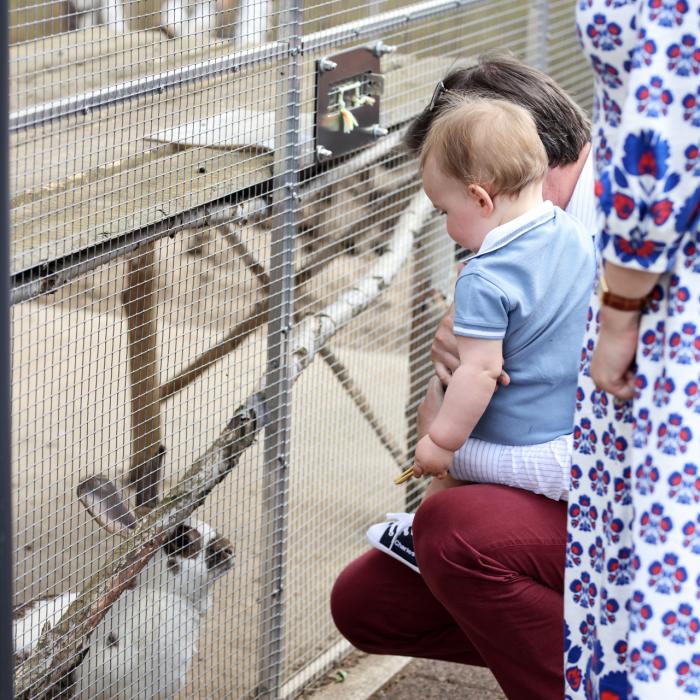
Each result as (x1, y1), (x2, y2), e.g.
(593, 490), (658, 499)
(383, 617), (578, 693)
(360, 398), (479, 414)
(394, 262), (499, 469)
(12, 213), (427, 698)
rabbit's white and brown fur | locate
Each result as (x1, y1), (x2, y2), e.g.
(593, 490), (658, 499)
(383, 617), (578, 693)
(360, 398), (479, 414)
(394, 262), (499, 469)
(13, 478), (234, 700)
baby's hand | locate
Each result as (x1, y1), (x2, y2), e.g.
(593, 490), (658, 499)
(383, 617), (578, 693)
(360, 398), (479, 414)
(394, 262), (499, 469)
(413, 435), (453, 479)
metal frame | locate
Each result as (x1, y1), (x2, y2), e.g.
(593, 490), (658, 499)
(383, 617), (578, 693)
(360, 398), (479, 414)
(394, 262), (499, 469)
(258, 0), (302, 693)
(1, 0), (13, 694)
(9, 0), (481, 133)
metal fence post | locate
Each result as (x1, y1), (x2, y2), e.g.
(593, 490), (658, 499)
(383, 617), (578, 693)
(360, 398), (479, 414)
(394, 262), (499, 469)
(258, 0), (302, 695)
(0, 3), (13, 696)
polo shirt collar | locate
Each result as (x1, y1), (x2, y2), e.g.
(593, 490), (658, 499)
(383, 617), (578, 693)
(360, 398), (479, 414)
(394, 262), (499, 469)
(474, 200), (554, 257)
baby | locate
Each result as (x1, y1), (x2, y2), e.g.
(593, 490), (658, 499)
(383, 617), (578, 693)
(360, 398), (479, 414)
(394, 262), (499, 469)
(368, 97), (596, 572)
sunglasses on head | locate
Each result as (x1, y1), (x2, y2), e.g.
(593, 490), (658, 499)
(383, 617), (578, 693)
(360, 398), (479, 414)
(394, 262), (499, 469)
(428, 80), (459, 112)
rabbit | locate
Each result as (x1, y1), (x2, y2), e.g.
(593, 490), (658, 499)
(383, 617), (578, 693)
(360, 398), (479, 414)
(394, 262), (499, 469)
(68, 0), (129, 33)
(13, 475), (234, 700)
(160, 0), (269, 45)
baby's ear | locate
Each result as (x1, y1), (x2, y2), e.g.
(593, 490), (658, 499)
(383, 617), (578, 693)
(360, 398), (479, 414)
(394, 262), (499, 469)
(466, 185), (494, 216)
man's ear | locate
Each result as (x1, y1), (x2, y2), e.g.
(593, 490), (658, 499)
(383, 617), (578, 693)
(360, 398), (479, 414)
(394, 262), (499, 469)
(466, 184), (494, 217)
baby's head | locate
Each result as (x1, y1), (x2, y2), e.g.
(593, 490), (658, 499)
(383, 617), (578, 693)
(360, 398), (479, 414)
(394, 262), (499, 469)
(420, 97), (548, 251)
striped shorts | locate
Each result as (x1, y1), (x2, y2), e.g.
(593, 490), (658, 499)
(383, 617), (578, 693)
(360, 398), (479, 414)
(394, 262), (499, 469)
(449, 433), (572, 502)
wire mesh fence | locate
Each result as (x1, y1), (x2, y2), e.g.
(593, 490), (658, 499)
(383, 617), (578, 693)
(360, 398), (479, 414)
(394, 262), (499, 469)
(8, 0), (593, 697)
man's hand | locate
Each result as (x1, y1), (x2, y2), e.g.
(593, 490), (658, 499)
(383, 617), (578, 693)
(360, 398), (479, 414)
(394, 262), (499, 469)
(590, 306), (640, 401)
(413, 435), (453, 480)
(431, 309), (510, 387)
(431, 308), (459, 385)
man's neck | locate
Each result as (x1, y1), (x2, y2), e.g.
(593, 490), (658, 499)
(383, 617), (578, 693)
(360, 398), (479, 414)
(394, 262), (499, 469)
(542, 142), (591, 210)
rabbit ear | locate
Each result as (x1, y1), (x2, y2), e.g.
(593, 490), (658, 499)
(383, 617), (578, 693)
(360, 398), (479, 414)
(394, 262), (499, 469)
(77, 476), (137, 537)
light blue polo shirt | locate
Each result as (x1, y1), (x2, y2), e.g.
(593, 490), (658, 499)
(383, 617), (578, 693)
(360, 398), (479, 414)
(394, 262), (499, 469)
(453, 200), (595, 446)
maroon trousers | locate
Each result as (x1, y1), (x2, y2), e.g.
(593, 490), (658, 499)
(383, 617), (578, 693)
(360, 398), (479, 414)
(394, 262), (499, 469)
(330, 484), (567, 700)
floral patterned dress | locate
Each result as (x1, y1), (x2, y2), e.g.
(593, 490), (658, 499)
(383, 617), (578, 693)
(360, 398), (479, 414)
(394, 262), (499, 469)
(564, 1), (700, 698)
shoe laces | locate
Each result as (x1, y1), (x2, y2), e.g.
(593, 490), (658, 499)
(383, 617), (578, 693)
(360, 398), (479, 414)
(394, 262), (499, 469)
(386, 512), (414, 538)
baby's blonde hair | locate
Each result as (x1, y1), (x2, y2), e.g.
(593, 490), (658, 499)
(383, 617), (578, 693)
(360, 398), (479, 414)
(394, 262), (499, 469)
(420, 96), (548, 197)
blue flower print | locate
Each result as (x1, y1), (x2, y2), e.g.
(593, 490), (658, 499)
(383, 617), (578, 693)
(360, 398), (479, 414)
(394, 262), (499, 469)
(613, 228), (665, 267)
(629, 590), (654, 631)
(603, 502), (625, 544)
(613, 466), (632, 505)
(648, 552), (688, 594)
(663, 603), (700, 645)
(668, 274), (691, 315)
(634, 407), (653, 448)
(590, 388), (609, 419)
(586, 13), (623, 50)
(574, 417), (598, 454)
(571, 462), (584, 490)
(585, 304), (600, 335)
(646, 282), (665, 313)
(570, 495), (599, 532)
(684, 380), (700, 413)
(635, 75), (674, 117)
(580, 338), (595, 376)
(666, 34), (700, 76)
(592, 56), (623, 88)
(635, 454), (660, 495)
(682, 88), (700, 126)
(589, 535), (606, 573)
(640, 322), (665, 362)
(622, 130), (670, 180)
(613, 397), (633, 423)
(668, 463), (700, 504)
(622, 130), (670, 179)
(589, 459), (610, 496)
(579, 613), (597, 647)
(568, 533), (584, 567)
(570, 571), (598, 608)
(684, 144), (700, 176)
(639, 502), (674, 544)
(647, 0), (689, 27)
(629, 640), (667, 682)
(653, 370), (675, 406)
(681, 515), (700, 553)
(603, 424), (628, 461)
(676, 654), (700, 694)
(675, 186), (700, 236)
(602, 90), (623, 126)
(669, 323), (700, 364)
(627, 29), (656, 70)
(607, 546), (634, 586)
(600, 587), (620, 625)
(657, 413), (693, 454)
(595, 128), (613, 170)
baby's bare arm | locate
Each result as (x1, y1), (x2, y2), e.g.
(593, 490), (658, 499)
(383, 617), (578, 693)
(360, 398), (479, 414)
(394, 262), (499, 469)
(414, 337), (502, 479)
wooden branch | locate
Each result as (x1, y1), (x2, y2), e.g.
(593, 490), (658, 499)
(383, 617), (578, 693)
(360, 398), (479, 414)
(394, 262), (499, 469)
(14, 189), (433, 699)
(318, 345), (405, 468)
(122, 243), (163, 507)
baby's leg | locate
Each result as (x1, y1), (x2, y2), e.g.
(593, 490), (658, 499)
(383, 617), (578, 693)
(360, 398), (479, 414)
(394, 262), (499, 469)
(451, 435), (571, 501)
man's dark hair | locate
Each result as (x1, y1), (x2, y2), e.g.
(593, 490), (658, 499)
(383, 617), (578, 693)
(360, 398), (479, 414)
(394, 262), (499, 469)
(405, 53), (591, 167)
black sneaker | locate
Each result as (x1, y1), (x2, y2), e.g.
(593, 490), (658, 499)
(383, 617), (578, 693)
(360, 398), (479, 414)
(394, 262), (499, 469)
(366, 513), (419, 573)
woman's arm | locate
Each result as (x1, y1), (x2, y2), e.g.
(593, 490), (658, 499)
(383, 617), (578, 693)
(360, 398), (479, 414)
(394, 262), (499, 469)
(414, 337), (502, 478)
(591, 262), (661, 400)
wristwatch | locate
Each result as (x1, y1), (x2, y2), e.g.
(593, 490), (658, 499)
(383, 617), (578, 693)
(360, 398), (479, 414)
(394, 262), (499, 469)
(599, 273), (649, 311)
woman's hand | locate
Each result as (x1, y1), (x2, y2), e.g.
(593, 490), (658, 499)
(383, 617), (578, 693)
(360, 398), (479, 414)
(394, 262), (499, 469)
(413, 435), (453, 479)
(590, 305), (640, 401)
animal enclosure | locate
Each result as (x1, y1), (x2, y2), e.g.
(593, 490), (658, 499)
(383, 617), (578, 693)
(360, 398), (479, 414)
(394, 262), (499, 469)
(8, 0), (593, 697)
